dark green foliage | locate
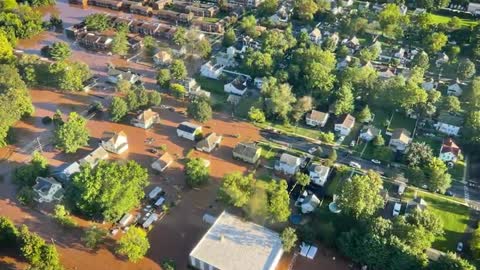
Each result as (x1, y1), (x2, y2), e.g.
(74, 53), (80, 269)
(184, 158), (210, 187)
(54, 112), (89, 153)
(14, 151), (49, 187)
(0, 216), (19, 247)
(84, 14), (111, 31)
(187, 96), (212, 123)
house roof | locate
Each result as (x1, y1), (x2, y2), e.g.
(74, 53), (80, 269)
(178, 122), (200, 134)
(154, 51), (172, 61)
(437, 111), (464, 126)
(79, 146), (109, 167)
(229, 76), (247, 90)
(441, 138), (461, 156)
(309, 164), (330, 178)
(102, 131), (127, 145)
(336, 114), (355, 129)
(307, 110), (329, 122)
(391, 128), (411, 144)
(189, 211), (283, 270)
(279, 153), (301, 166)
(137, 109), (159, 122)
(153, 152), (173, 169)
(310, 28), (321, 38)
(448, 83), (462, 92)
(33, 176), (59, 195)
(361, 125), (380, 137)
(233, 142), (259, 159)
(196, 133), (222, 149)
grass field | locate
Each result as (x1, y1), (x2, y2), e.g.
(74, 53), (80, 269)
(449, 160), (465, 181)
(403, 188), (469, 252)
(414, 135), (442, 151)
(429, 13), (478, 27)
(388, 112), (416, 133)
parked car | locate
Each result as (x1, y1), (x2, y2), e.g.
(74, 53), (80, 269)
(349, 161), (361, 169)
(371, 159), (381, 164)
(445, 190), (454, 197)
(308, 147), (317, 154)
(393, 203), (401, 217)
(457, 242), (464, 252)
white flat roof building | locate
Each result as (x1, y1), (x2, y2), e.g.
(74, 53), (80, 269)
(189, 211), (284, 270)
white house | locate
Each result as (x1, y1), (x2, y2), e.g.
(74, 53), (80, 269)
(309, 28), (322, 45)
(468, 2), (480, 15)
(101, 131), (128, 154)
(133, 109), (160, 129)
(435, 112), (464, 136)
(308, 164), (330, 186)
(189, 211), (284, 270)
(389, 128), (412, 152)
(394, 48), (406, 59)
(301, 194), (320, 214)
(274, 153), (302, 175)
(422, 78), (436, 91)
(435, 53), (449, 67)
(151, 152), (174, 172)
(335, 114), (355, 136)
(33, 177), (64, 203)
(107, 66), (140, 84)
(305, 110), (329, 127)
(177, 122), (202, 141)
(447, 83), (463, 97)
(336, 56), (352, 70)
(196, 133), (222, 153)
(200, 61), (224, 80)
(439, 138), (461, 163)
(359, 126), (380, 142)
(224, 76), (248, 96)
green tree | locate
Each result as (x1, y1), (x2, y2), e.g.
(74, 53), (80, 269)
(53, 204), (77, 228)
(291, 96), (313, 124)
(0, 216), (18, 247)
(187, 96), (212, 123)
(248, 107), (266, 123)
(218, 172), (255, 207)
(378, 3), (409, 39)
(84, 14), (111, 31)
(337, 171), (384, 219)
(0, 31), (13, 61)
(54, 112), (89, 153)
(143, 36), (156, 56)
(240, 15), (259, 38)
(281, 227), (298, 252)
(292, 172), (310, 194)
(0, 0), (18, 10)
(14, 151), (49, 187)
(112, 31), (129, 56)
(82, 226), (108, 249)
(48, 61), (91, 91)
(172, 27), (187, 46)
(156, 68), (171, 88)
(464, 111), (480, 145)
(294, 0), (318, 21)
(223, 28), (236, 47)
(266, 179), (291, 223)
(467, 77), (480, 110)
(429, 252), (475, 270)
(148, 91), (162, 107)
(116, 227), (150, 262)
(185, 158), (210, 187)
(170, 59), (187, 80)
(441, 96), (461, 113)
(328, 149), (337, 162)
(69, 160), (149, 221)
(126, 90), (139, 110)
(357, 105), (372, 123)
(17, 186), (36, 206)
(372, 146), (393, 162)
(197, 39), (212, 59)
(264, 83), (296, 122)
(48, 42), (71, 61)
(405, 208), (444, 237)
(116, 79), (131, 93)
(411, 51), (430, 70)
(170, 83), (187, 100)
(424, 32), (448, 53)
(405, 142), (433, 167)
(319, 132), (335, 144)
(332, 83), (355, 116)
(244, 51), (273, 76)
(424, 157), (452, 193)
(457, 59), (476, 80)
(259, 0), (278, 15)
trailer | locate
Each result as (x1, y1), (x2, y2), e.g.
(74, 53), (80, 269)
(154, 197), (165, 208)
(119, 213), (133, 227)
(142, 213), (158, 229)
(148, 186), (163, 200)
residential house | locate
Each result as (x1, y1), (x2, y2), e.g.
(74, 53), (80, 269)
(435, 53), (449, 67)
(301, 194), (320, 214)
(331, 2), (343, 15)
(274, 153), (302, 175)
(447, 82), (463, 96)
(435, 112), (464, 136)
(394, 48), (406, 59)
(78, 33), (113, 51)
(177, 122), (202, 141)
(232, 142), (262, 164)
(88, 0), (123, 10)
(389, 128), (411, 152)
(309, 28), (322, 45)
(340, 0), (354, 6)
(153, 51), (172, 66)
(224, 76), (248, 96)
(359, 126), (381, 142)
(64, 23), (87, 39)
(107, 66), (140, 84)
(468, 2), (480, 15)
(189, 211), (283, 270)
(379, 68), (395, 79)
(101, 131), (129, 154)
(421, 78), (436, 91)
(305, 110), (329, 127)
(33, 177), (64, 203)
(399, 4), (408, 15)
(336, 56), (352, 70)
(405, 197), (427, 214)
(152, 0), (171, 9)
(133, 109), (160, 129)
(130, 5), (153, 16)
(334, 114), (355, 136)
(196, 133), (222, 153)
(79, 146), (109, 168)
(127, 34), (143, 51)
(151, 152), (174, 172)
(439, 138), (461, 162)
(343, 36), (360, 50)
(308, 163), (330, 186)
(200, 61), (224, 80)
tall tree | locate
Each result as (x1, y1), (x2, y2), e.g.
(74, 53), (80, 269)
(405, 142), (433, 167)
(244, 51), (273, 76)
(264, 83), (296, 122)
(48, 42), (71, 61)
(441, 96), (461, 113)
(424, 157), (452, 193)
(116, 227), (150, 262)
(429, 252), (475, 270)
(172, 27), (187, 46)
(464, 111), (480, 145)
(281, 227), (298, 252)
(14, 151), (49, 187)
(424, 32), (448, 53)
(84, 14), (111, 31)
(294, 0), (318, 21)
(457, 59), (476, 80)
(223, 28), (236, 47)
(218, 172), (255, 207)
(466, 77), (480, 110)
(0, 31), (13, 61)
(170, 60), (187, 80)
(332, 83), (355, 116)
(111, 31), (129, 56)
(110, 96), (128, 122)
(156, 69), (171, 88)
(54, 112), (89, 153)
(337, 171), (384, 219)
(187, 96), (212, 123)
(266, 180), (291, 223)
(291, 96), (313, 124)
(185, 158), (210, 187)
(82, 226), (108, 249)
(240, 15), (259, 38)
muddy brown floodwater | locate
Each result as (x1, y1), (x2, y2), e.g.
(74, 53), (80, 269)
(2, 1), (354, 270)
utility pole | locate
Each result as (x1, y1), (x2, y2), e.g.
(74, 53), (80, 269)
(36, 137), (43, 153)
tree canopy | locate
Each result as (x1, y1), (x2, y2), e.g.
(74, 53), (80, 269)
(185, 158), (210, 187)
(116, 227), (150, 262)
(187, 96), (212, 123)
(218, 172), (255, 207)
(54, 112), (89, 153)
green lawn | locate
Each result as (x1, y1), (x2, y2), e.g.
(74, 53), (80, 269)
(256, 121), (324, 140)
(235, 96), (260, 118)
(403, 188), (469, 252)
(325, 166), (354, 197)
(388, 112), (416, 133)
(194, 76), (226, 95)
(415, 135), (442, 151)
(371, 108), (391, 129)
(429, 13), (478, 27)
(449, 161), (465, 181)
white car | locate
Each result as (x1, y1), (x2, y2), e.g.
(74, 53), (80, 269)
(393, 203), (401, 217)
(457, 242), (464, 252)
(349, 161), (361, 169)
(371, 159), (381, 164)
(308, 147), (317, 154)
